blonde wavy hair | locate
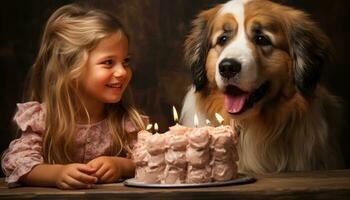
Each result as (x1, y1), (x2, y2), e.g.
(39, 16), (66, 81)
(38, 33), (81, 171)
(25, 4), (145, 164)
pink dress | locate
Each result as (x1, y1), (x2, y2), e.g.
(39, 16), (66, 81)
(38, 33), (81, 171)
(1, 101), (148, 187)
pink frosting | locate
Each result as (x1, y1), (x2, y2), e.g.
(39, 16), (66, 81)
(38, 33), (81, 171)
(166, 131), (188, 151)
(209, 126), (238, 181)
(210, 128), (234, 161)
(146, 134), (166, 179)
(132, 130), (152, 166)
(125, 117), (150, 150)
(211, 127), (233, 148)
(165, 149), (187, 168)
(147, 154), (165, 169)
(135, 167), (148, 182)
(137, 130), (152, 143)
(186, 147), (210, 168)
(187, 128), (210, 149)
(186, 165), (212, 183)
(143, 165), (165, 184)
(212, 162), (237, 181)
(132, 123), (239, 184)
(146, 133), (166, 155)
(132, 130), (153, 183)
(222, 125), (238, 145)
(163, 165), (186, 184)
(169, 124), (191, 135)
(162, 129), (188, 183)
(132, 147), (150, 166)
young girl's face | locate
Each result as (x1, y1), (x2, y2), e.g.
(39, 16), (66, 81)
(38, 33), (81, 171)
(80, 32), (131, 106)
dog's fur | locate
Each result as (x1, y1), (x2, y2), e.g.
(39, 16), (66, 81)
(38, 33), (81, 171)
(180, 0), (344, 173)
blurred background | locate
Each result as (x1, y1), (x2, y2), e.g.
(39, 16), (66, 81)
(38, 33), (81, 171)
(1, 0), (349, 177)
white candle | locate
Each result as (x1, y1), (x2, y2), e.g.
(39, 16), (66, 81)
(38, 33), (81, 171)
(170, 105), (191, 135)
(172, 105), (179, 125)
(194, 113), (199, 128)
(206, 119), (211, 126)
(154, 123), (159, 134)
(215, 113), (224, 126)
(146, 124), (153, 131)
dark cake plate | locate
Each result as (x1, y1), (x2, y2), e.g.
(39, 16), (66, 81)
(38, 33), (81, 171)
(124, 173), (256, 188)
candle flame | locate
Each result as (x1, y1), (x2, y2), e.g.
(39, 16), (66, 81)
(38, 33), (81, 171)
(206, 119), (211, 126)
(146, 124), (153, 130)
(194, 113), (199, 127)
(172, 106), (179, 123)
(154, 123), (159, 133)
(215, 113), (224, 124)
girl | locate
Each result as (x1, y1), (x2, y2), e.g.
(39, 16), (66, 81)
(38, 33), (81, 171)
(1, 4), (147, 189)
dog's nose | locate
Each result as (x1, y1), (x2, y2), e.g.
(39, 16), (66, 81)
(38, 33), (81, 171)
(219, 59), (241, 79)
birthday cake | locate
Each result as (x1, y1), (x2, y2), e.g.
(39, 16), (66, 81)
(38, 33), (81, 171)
(132, 124), (239, 184)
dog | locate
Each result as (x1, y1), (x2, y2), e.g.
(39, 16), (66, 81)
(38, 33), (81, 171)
(180, 0), (344, 173)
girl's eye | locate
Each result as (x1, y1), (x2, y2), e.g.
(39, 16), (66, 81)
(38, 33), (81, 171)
(123, 57), (131, 67)
(102, 59), (113, 66)
(254, 34), (272, 46)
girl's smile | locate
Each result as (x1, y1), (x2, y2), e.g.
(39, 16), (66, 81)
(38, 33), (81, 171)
(106, 82), (124, 94)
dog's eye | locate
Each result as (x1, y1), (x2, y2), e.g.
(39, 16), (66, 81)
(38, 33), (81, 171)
(217, 35), (228, 46)
(254, 35), (271, 46)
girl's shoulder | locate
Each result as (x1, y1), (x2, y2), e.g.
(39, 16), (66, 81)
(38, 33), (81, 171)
(13, 101), (46, 133)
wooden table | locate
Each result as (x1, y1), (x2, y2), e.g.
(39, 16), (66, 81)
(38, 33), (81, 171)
(1, 170), (350, 200)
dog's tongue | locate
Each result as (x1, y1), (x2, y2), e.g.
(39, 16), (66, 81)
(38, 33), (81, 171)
(224, 94), (249, 114)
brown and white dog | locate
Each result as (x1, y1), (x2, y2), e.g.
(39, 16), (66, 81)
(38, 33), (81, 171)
(180, 0), (344, 173)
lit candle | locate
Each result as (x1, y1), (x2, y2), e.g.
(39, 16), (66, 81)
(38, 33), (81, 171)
(206, 119), (211, 126)
(146, 124), (153, 131)
(170, 105), (190, 134)
(172, 105), (179, 125)
(215, 113), (224, 126)
(194, 113), (199, 128)
(154, 123), (159, 134)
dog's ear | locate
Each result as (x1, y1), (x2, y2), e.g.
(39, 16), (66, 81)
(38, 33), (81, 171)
(184, 6), (221, 91)
(286, 10), (333, 97)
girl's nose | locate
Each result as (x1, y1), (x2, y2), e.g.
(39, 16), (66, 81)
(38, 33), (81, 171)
(113, 63), (127, 77)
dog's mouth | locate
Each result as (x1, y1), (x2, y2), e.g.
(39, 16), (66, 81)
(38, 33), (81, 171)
(224, 81), (270, 115)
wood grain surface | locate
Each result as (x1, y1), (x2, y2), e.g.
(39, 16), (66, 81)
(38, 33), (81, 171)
(1, 170), (350, 200)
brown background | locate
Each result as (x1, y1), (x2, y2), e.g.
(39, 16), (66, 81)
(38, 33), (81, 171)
(1, 0), (349, 177)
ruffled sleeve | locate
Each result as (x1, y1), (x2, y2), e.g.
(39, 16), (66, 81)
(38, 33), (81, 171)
(1, 101), (45, 187)
(13, 101), (46, 133)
